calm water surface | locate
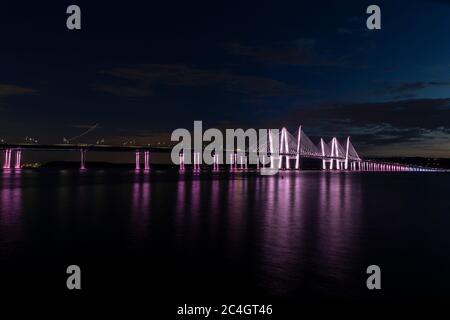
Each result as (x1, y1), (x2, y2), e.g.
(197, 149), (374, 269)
(1, 169), (450, 300)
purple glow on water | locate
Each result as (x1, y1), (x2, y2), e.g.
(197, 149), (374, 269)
(0, 170), (448, 298)
(131, 175), (150, 240)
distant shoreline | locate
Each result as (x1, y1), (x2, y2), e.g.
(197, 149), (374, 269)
(17, 157), (450, 170)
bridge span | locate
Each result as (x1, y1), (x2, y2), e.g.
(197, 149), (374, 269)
(0, 127), (440, 172)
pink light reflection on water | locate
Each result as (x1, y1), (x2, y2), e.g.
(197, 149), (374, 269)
(254, 172), (363, 296)
(315, 172), (362, 293)
(258, 174), (305, 295)
(0, 170), (23, 244)
(131, 174), (151, 240)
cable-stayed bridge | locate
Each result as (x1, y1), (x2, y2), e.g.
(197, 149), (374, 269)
(0, 126), (440, 172)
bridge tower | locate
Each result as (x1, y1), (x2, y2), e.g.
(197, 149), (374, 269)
(320, 138), (327, 170)
(279, 127), (289, 169)
(345, 137), (350, 170)
(268, 129), (275, 169)
(331, 138), (337, 170)
(295, 126), (302, 169)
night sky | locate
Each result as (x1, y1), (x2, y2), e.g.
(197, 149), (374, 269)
(1, 0), (450, 157)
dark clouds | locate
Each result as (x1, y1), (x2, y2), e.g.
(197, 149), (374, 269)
(378, 81), (450, 96)
(277, 98), (450, 155)
(224, 39), (367, 68)
(95, 64), (305, 99)
(0, 84), (37, 96)
(284, 98), (450, 130)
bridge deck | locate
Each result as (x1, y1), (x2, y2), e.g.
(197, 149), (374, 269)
(0, 143), (359, 160)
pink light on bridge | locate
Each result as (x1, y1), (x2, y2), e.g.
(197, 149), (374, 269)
(135, 151), (141, 171)
(179, 152), (185, 171)
(80, 149), (86, 170)
(213, 154), (219, 171)
(144, 151), (150, 171)
(320, 139), (326, 170)
(193, 152), (200, 171)
(330, 138), (335, 170)
(268, 129), (274, 169)
(14, 150), (21, 169)
(295, 126), (302, 169)
(280, 127), (289, 169)
(193, 152), (197, 170)
(3, 149), (11, 169)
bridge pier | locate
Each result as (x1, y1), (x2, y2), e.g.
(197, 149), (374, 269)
(213, 154), (219, 171)
(14, 150), (22, 169)
(144, 151), (150, 171)
(260, 155), (266, 170)
(135, 151), (141, 170)
(239, 155), (246, 170)
(230, 153), (238, 171)
(80, 149), (86, 170)
(193, 152), (200, 171)
(179, 152), (185, 171)
(3, 149), (12, 169)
